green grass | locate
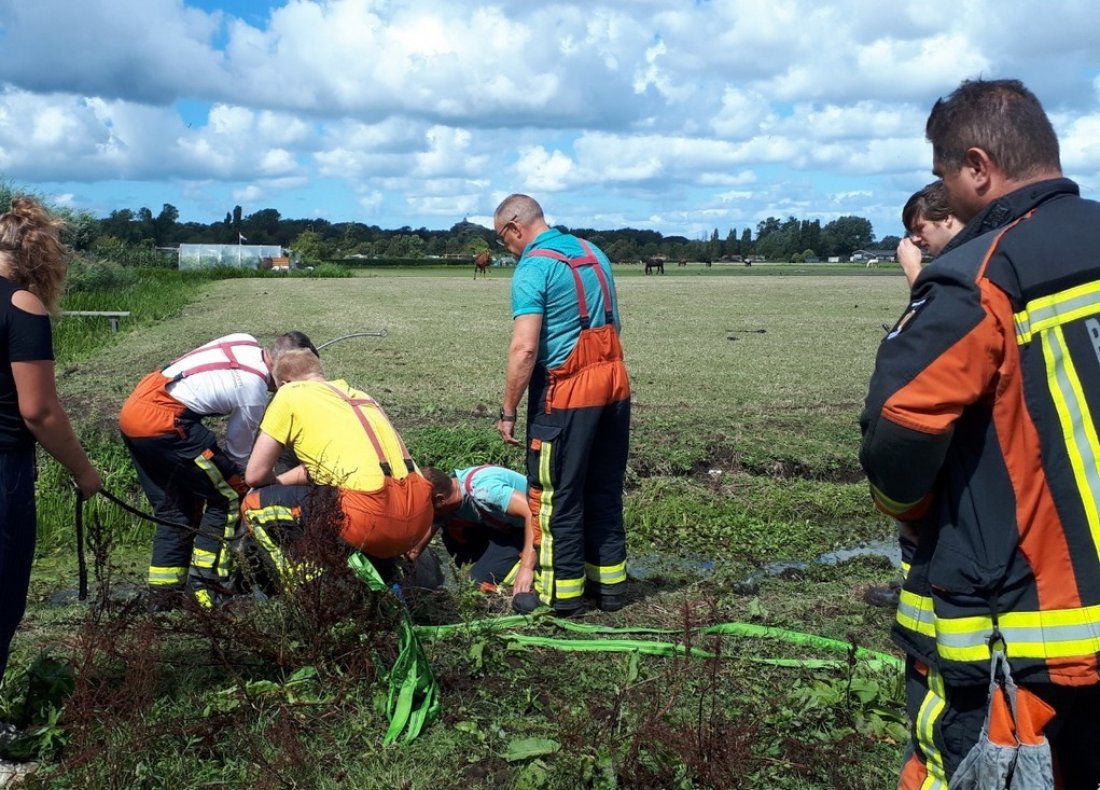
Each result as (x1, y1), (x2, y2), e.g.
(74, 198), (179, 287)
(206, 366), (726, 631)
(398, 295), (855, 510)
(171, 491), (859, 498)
(11, 266), (914, 787)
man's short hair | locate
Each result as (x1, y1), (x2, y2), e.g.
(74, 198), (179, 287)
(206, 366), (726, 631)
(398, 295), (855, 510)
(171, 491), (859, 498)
(493, 194), (545, 227)
(926, 78), (1060, 180)
(420, 467), (454, 499)
(902, 181), (952, 232)
(269, 330), (319, 361)
(273, 348), (324, 385)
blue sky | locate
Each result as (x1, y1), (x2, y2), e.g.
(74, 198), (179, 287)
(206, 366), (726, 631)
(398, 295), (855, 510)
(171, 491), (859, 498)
(2, 0), (1099, 240)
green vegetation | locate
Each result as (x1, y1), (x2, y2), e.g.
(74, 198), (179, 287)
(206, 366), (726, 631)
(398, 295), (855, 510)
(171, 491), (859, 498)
(6, 266), (911, 787)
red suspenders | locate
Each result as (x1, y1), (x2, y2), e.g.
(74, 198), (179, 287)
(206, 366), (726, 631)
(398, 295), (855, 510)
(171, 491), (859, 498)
(165, 340), (268, 384)
(322, 383), (414, 477)
(525, 239), (615, 329)
(462, 465), (512, 530)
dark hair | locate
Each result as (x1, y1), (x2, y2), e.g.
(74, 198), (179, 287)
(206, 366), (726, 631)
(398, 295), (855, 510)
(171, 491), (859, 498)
(926, 78), (1060, 180)
(0, 196), (68, 313)
(420, 467), (454, 499)
(269, 330), (319, 359)
(902, 181), (951, 232)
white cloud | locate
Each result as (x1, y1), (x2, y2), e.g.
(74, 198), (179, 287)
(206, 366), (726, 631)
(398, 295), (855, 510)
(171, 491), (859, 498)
(1, 0), (1099, 239)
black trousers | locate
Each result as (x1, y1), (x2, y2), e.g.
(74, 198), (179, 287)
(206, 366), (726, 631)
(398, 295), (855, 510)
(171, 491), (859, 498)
(123, 422), (242, 606)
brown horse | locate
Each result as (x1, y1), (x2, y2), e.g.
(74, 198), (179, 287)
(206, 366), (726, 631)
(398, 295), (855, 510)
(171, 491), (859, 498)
(643, 256), (665, 275)
(474, 251), (492, 279)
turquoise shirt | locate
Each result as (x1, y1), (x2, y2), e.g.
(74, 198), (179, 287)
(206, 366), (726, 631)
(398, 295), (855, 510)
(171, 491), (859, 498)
(453, 465), (527, 531)
(511, 228), (621, 370)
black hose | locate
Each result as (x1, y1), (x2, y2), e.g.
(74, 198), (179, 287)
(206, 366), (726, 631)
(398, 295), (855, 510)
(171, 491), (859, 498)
(75, 487), (88, 601)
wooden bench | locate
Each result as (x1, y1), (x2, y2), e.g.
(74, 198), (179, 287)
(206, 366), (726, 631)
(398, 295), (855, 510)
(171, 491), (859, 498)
(60, 310), (131, 333)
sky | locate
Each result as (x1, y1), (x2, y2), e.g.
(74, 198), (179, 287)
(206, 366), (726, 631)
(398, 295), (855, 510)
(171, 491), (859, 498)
(2, 0), (1100, 241)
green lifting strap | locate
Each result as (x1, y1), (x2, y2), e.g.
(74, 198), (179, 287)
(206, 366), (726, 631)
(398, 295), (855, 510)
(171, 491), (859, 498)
(347, 573), (904, 745)
(414, 613), (904, 672)
(347, 552), (441, 746)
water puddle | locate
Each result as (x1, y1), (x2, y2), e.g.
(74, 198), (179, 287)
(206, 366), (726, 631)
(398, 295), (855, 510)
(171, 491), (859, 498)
(630, 536), (900, 589)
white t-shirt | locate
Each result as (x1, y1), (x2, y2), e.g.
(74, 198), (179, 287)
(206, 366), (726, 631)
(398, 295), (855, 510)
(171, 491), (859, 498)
(163, 333), (269, 466)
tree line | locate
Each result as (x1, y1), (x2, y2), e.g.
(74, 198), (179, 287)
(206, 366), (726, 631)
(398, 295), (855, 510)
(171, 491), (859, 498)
(38, 196), (900, 265)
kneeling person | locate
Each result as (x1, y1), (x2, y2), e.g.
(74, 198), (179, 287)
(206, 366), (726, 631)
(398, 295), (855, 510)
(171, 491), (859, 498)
(242, 350), (433, 587)
(418, 466), (536, 600)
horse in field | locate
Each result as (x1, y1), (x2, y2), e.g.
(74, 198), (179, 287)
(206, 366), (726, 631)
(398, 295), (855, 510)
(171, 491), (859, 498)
(643, 256), (666, 275)
(474, 251), (492, 279)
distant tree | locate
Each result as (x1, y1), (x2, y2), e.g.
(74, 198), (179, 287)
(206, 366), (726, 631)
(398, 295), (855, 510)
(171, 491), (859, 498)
(290, 229), (331, 265)
(153, 203), (179, 246)
(740, 227), (752, 256)
(822, 215), (874, 257)
(879, 235), (902, 250)
(725, 228), (739, 257)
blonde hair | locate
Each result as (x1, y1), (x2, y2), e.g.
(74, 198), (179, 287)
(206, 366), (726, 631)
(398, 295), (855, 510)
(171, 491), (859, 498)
(273, 348), (324, 386)
(0, 196), (68, 313)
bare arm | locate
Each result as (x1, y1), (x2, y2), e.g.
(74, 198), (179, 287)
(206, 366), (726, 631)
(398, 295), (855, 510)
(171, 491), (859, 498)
(505, 489), (537, 594)
(13, 360), (102, 499)
(897, 238), (924, 288)
(499, 314), (541, 447)
(244, 430), (286, 488)
(10, 290), (100, 499)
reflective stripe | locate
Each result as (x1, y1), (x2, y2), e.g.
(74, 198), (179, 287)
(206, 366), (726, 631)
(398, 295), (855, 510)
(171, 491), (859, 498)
(1014, 280), (1100, 345)
(896, 589), (936, 637)
(250, 524), (290, 580)
(535, 440), (555, 606)
(915, 667), (948, 790)
(585, 561), (626, 585)
(1041, 325), (1100, 560)
(192, 548), (217, 569)
(501, 561), (521, 586)
(869, 482), (924, 519)
(555, 577), (584, 600)
(900, 560), (911, 581)
(896, 591), (1100, 662)
(193, 453), (240, 579)
(194, 589), (213, 608)
(148, 566), (186, 586)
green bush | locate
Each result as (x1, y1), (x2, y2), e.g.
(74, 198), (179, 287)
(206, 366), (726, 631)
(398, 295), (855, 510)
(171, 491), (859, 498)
(65, 259), (138, 294)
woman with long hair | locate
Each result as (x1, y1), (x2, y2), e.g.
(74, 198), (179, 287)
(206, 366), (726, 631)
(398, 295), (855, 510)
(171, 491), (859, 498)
(0, 195), (101, 680)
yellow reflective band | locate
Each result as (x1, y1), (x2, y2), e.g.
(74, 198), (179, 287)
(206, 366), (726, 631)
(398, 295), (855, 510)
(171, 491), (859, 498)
(1015, 280), (1100, 345)
(501, 561), (521, 586)
(245, 505), (297, 526)
(896, 595), (1100, 662)
(192, 548), (216, 569)
(869, 482), (924, 519)
(1042, 326), (1100, 561)
(585, 561), (626, 585)
(555, 577), (584, 600)
(193, 453), (240, 577)
(251, 525), (290, 580)
(915, 667), (948, 790)
(194, 589), (213, 609)
(896, 589), (937, 637)
(536, 439), (555, 605)
(148, 566), (187, 585)
(900, 560), (911, 580)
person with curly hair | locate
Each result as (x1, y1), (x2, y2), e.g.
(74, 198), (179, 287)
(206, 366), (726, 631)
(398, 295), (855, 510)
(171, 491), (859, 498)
(0, 195), (101, 679)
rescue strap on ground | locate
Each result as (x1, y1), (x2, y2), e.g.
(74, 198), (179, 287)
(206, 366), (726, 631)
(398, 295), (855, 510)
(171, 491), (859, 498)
(347, 552), (440, 746)
(413, 613), (904, 672)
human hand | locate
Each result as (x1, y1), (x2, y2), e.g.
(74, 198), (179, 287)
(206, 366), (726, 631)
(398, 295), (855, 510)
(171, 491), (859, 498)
(512, 566), (534, 595)
(896, 238), (925, 287)
(498, 418), (522, 447)
(74, 468), (103, 501)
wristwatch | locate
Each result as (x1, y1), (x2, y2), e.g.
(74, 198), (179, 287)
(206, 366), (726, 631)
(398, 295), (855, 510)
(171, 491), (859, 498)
(499, 407), (517, 422)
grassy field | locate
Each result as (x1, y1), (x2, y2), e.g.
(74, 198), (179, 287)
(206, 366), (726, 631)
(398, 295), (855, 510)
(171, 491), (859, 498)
(7, 265), (914, 787)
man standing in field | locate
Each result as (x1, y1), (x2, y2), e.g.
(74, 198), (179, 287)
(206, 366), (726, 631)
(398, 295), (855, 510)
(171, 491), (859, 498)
(494, 194), (631, 615)
(861, 79), (1100, 787)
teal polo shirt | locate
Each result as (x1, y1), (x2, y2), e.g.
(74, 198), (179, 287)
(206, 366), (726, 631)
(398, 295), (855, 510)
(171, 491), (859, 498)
(453, 465), (527, 531)
(511, 229), (621, 370)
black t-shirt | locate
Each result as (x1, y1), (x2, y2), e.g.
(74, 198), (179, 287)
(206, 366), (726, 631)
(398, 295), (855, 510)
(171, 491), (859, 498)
(0, 276), (54, 450)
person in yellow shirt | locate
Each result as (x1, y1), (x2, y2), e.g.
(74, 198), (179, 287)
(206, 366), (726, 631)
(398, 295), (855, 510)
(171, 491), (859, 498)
(241, 349), (433, 588)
